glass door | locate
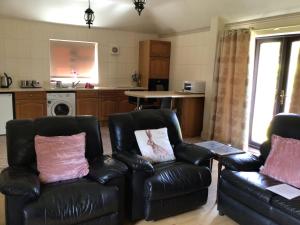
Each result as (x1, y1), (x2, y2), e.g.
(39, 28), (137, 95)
(249, 35), (300, 148)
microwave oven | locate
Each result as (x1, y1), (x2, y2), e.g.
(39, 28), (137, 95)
(183, 81), (205, 93)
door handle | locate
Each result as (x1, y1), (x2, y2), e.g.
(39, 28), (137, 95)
(280, 90), (285, 106)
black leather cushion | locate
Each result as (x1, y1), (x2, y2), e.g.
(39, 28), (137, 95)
(222, 153), (262, 172)
(271, 196), (300, 220)
(34, 116), (103, 161)
(88, 156), (128, 184)
(23, 179), (118, 225)
(6, 116), (103, 167)
(0, 168), (40, 199)
(259, 114), (300, 162)
(6, 120), (36, 167)
(145, 162), (211, 201)
(109, 109), (183, 155)
(221, 170), (281, 203)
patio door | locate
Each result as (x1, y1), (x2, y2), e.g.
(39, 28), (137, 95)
(249, 35), (300, 148)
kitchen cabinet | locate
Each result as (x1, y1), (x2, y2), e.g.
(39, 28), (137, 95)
(76, 90), (99, 117)
(139, 40), (171, 87)
(15, 91), (47, 119)
(176, 97), (205, 138)
(99, 90), (135, 123)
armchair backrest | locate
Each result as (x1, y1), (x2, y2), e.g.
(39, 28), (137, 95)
(260, 113), (300, 162)
(109, 109), (183, 155)
(6, 116), (103, 168)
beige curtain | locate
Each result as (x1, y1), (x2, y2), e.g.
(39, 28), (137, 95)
(289, 51), (300, 113)
(212, 29), (251, 148)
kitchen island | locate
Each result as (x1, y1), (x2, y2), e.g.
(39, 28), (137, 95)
(125, 90), (205, 138)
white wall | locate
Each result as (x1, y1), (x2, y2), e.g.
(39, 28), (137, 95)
(161, 18), (224, 139)
(0, 18), (157, 88)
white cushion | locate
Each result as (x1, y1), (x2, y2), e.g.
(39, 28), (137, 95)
(134, 128), (176, 163)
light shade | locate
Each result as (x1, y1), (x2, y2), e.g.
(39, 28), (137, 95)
(84, 0), (95, 28)
(133, 0), (146, 16)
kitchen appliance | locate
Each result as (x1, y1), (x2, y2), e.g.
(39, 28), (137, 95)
(183, 81), (206, 93)
(0, 73), (13, 88)
(47, 92), (76, 116)
(0, 94), (13, 135)
(20, 80), (41, 88)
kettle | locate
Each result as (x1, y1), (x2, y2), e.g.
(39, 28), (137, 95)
(1, 73), (13, 88)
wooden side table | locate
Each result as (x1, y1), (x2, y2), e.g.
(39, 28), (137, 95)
(196, 141), (245, 203)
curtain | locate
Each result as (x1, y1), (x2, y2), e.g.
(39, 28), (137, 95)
(289, 51), (300, 113)
(212, 29), (251, 148)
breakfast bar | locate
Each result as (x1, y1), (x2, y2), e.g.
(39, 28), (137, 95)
(125, 90), (205, 137)
(124, 90), (205, 110)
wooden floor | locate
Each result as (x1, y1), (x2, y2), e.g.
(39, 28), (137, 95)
(0, 130), (237, 225)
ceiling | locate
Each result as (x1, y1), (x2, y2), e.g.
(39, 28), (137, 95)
(1, 0), (300, 34)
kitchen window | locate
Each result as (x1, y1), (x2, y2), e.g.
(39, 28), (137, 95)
(49, 39), (99, 84)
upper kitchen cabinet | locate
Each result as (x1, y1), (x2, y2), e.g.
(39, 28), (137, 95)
(139, 40), (171, 87)
(15, 91), (47, 119)
(150, 40), (171, 57)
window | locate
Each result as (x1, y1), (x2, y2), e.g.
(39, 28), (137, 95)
(249, 34), (300, 148)
(50, 39), (98, 84)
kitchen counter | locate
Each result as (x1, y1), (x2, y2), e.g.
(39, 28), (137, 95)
(124, 91), (205, 98)
(0, 86), (147, 93)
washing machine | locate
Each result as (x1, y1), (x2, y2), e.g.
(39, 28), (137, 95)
(47, 92), (76, 116)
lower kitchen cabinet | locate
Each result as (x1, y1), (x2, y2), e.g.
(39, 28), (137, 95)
(176, 97), (204, 138)
(15, 91), (47, 119)
(76, 90), (99, 117)
(99, 90), (135, 123)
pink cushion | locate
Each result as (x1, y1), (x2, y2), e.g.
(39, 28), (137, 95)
(35, 132), (89, 183)
(260, 135), (300, 188)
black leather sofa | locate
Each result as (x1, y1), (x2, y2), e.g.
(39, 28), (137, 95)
(109, 109), (213, 221)
(218, 114), (300, 225)
(0, 116), (128, 225)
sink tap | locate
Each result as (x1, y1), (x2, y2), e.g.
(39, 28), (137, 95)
(72, 81), (80, 88)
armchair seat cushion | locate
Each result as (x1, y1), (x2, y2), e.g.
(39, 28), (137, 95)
(221, 170), (281, 203)
(23, 179), (118, 225)
(145, 163), (211, 201)
(271, 195), (300, 220)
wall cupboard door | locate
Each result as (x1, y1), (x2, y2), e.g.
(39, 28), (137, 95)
(150, 41), (171, 58)
(15, 92), (47, 119)
(149, 57), (170, 79)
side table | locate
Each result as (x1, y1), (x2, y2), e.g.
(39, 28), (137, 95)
(196, 141), (245, 203)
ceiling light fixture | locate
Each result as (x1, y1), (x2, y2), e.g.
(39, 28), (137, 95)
(84, 0), (95, 29)
(133, 0), (146, 16)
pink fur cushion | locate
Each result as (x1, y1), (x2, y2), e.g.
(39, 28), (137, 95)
(134, 128), (175, 163)
(260, 135), (300, 188)
(35, 132), (89, 183)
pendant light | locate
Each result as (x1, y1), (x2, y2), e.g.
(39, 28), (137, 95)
(84, 0), (95, 29)
(133, 0), (146, 16)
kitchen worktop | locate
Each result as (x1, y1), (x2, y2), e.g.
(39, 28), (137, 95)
(125, 91), (205, 98)
(0, 86), (147, 93)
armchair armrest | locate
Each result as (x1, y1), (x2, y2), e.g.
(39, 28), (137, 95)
(174, 143), (214, 166)
(222, 153), (262, 172)
(113, 151), (154, 174)
(0, 167), (40, 199)
(88, 155), (128, 184)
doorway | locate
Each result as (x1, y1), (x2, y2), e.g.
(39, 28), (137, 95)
(249, 34), (300, 148)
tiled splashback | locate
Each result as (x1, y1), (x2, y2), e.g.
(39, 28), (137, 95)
(0, 18), (157, 88)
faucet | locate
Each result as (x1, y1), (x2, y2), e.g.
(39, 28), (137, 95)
(72, 81), (80, 88)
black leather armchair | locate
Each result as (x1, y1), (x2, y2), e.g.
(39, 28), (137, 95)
(218, 114), (300, 225)
(109, 109), (213, 221)
(0, 116), (128, 225)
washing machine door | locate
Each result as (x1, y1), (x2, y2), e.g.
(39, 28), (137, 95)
(51, 101), (73, 116)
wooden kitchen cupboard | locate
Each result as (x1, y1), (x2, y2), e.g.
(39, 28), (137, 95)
(15, 91), (47, 119)
(139, 40), (171, 87)
(76, 90), (99, 117)
(176, 97), (205, 138)
(98, 90), (135, 124)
